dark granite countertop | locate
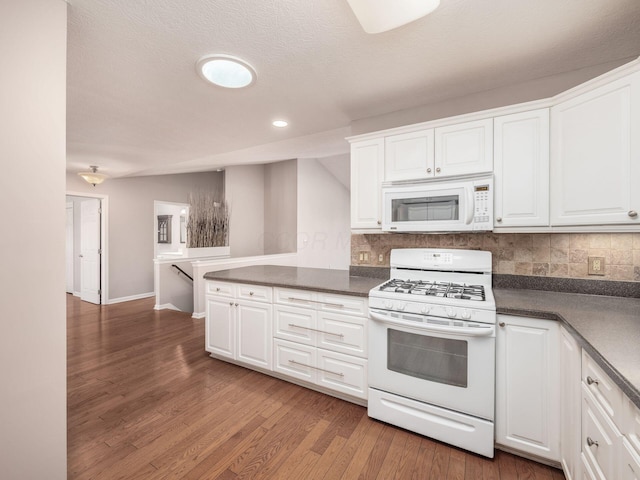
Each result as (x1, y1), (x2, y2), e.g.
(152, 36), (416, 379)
(203, 265), (382, 297)
(495, 288), (640, 409)
(203, 265), (640, 409)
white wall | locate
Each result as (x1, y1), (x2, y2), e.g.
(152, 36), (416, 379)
(66, 171), (224, 301)
(351, 57), (634, 136)
(297, 155), (351, 269)
(225, 164), (265, 257)
(0, 0), (67, 477)
(264, 160), (297, 254)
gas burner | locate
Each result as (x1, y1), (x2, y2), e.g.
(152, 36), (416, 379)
(378, 279), (485, 301)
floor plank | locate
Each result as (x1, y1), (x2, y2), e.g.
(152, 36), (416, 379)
(67, 295), (566, 479)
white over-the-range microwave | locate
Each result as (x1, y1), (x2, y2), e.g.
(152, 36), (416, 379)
(381, 174), (494, 233)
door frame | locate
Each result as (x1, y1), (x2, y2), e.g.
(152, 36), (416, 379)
(66, 191), (109, 305)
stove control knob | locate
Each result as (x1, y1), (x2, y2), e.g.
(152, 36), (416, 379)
(384, 301), (393, 310)
(461, 309), (471, 320)
(446, 307), (457, 318)
(420, 305), (431, 315)
(396, 302), (406, 311)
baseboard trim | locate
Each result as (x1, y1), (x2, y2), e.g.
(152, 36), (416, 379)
(154, 303), (181, 312)
(108, 292), (155, 305)
(192, 312), (205, 319)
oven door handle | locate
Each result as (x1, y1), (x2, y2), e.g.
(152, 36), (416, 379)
(369, 310), (495, 337)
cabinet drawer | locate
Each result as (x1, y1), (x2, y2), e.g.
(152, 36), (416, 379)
(274, 288), (316, 307)
(206, 281), (235, 297)
(236, 283), (272, 303)
(582, 384), (621, 480)
(316, 348), (367, 400)
(273, 339), (315, 383)
(621, 438), (640, 480)
(317, 312), (367, 358)
(582, 351), (624, 425)
(625, 398), (640, 456)
(582, 452), (598, 480)
(317, 293), (367, 316)
(273, 305), (316, 346)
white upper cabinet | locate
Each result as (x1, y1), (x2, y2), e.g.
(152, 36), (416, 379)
(494, 109), (550, 228)
(384, 129), (435, 181)
(434, 118), (493, 177)
(550, 70), (640, 226)
(350, 138), (384, 230)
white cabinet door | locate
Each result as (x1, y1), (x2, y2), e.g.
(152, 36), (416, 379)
(236, 301), (272, 370)
(384, 129), (435, 181)
(496, 315), (560, 461)
(350, 138), (384, 230)
(434, 118), (493, 177)
(494, 109), (550, 228)
(550, 71), (640, 226)
(205, 296), (235, 359)
(560, 326), (583, 480)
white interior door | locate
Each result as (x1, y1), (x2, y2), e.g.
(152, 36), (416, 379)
(80, 198), (101, 304)
(66, 203), (74, 293)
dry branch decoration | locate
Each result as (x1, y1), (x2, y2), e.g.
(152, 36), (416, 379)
(186, 192), (229, 248)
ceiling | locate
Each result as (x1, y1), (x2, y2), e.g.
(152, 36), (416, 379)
(66, 0), (640, 178)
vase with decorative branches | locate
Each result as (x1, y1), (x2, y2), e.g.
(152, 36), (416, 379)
(186, 192), (229, 249)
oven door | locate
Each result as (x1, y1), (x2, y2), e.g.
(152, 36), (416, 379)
(368, 308), (495, 420)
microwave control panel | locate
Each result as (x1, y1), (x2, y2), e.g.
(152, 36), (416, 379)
(473, 183), (492, 229)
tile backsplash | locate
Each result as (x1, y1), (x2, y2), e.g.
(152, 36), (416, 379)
(351, 233), (640, 282)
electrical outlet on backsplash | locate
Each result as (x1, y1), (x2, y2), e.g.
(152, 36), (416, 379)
(351, 232), (640, 283)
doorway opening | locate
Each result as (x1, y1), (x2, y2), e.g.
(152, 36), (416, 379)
(66, 192), (109, 305)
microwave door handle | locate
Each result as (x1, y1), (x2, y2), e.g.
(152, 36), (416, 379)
(369, 310), (494, 337)
(465, 187), (474, 224)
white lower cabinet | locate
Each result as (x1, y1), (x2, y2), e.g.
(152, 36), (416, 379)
(205, 281), (273, 371)
(273, 288), (368, 401)
(561, 325), (583, 480)
(496, 314), (560, 461)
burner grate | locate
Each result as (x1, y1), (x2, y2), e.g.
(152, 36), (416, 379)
(378, 279), (485, 301)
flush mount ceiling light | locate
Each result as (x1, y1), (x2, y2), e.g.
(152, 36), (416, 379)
(272, 120), (288, 128)
(196, 54), (256, 89)
(346, 0), (440, 34)
(78, 165), (107, 186)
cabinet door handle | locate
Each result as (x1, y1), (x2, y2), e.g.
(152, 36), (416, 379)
(288, 360), (344, 377)
(216, 287), (221, 292)
(287, 323), (344, 338)
(586, 437), (599, 447)
(435, 167), (441, 173)
(377, 220), (382, 225)
(427, 168), (432, 173)
(234, 303), (238, 307)
(629, 210), (638, 218)
(586, 376), (599, 385)
(496, 217), (502, 222)
(287, 297), (345, 308)
(499, 322), (505, 327)
(229, 302), (233, 306)
(249, 291), (254, 296)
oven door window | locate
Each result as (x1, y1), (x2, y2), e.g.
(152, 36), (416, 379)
(391, 195), (459, 222)
(387, 328), (468, 388)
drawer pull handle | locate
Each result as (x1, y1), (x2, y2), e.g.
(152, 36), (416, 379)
(287, 323), (344, 338)
(249, 291), (254, 296)
(287, 297), (345, 309)
(216, 287), (221, 292)
(288, 360), (344, 377)
(586, 437), (599, 448)
(586, 376), (599, 386)
(629, 210), (638, 218)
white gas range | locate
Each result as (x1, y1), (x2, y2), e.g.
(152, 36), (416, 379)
(367, 248), (496, 458)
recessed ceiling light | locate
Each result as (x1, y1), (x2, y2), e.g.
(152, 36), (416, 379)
(196, 54), (256, 89)
(272, 120), (288, 128)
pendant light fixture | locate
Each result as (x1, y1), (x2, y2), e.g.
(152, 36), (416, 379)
(346, 0), (440, 34)
(78, 166), (107, 186)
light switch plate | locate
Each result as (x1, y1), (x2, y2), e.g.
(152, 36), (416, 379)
(588, 256), (605, 276)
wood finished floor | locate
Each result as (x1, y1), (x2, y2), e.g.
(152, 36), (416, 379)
(67, 295), (565, 479)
